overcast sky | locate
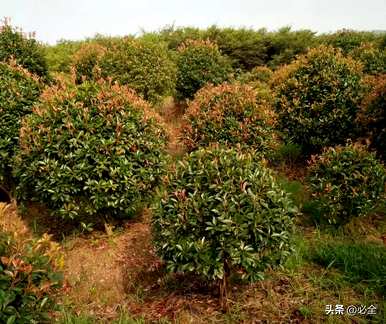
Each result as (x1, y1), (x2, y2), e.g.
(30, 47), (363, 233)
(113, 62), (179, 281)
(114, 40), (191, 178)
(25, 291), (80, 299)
(2, 0), (386, 44)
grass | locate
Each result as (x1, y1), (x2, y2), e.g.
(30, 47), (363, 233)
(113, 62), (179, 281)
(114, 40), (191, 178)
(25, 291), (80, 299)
(310, 241), (386, 295)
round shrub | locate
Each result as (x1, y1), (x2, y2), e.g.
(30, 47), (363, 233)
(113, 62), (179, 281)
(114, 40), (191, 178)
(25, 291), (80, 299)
(152, 147), (297, 290)
(272, 45), (365, 154)
(96, 38), (176, 104)
(0, 61), (41, 184)
(72, 43), (106, 84)
(0, 22), (49, 79)
(307, 144), (386, 226)
(350, 42), (386, 75)
(181, 82), (279, 155)
(359, 74), (386, 160)
(15, 81), (169, 221)
(176, 39), (233, 100)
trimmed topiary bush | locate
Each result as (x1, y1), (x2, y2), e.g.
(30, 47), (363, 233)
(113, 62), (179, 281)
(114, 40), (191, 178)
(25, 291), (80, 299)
(0, 61), (42, 185)
(350, 42), (386, 75)
(272, 45), (365, 154)
(152, 146), (297, 308)
(96, 38), (176, 104)
(176, 39), (233, 100)
(0, 20), (49, 79)
(307, 144), (386, 226)
(359, 74), (386, 161)
(181, 82), (278, 155)
(15, 80), (169, 222)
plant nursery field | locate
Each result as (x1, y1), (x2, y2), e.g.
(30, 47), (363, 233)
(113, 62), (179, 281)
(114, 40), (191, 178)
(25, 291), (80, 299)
(0, 19), (385, 323)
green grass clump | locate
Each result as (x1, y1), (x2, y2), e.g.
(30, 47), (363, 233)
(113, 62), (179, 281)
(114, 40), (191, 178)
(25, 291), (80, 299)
(311, 241), (386, 295)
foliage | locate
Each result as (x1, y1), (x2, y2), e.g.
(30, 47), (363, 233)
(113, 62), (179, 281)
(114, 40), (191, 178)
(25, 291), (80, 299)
(0, 203), (62, 323)
(359, 74), (386, 160)
(181, 82), (279, 156)
(318, 29), (384, 53)
(311, 240), (386, 295)
(175, 39), (233, 99)
(237, 66), (273, 86)
(152, 146), (297, 283)
(204, 26), (269, 70)
(0, 20), (49, 79)
(307, 144), (386, 226)
(274, 141), (303, 166)
(72, 43), (106, 83)
(45, 40), (83, 73)
(265, 27), (316, 68)
(45, 35), (125, 74)
(95, 38), (176, 104)
(152, 26), (317, 70)
(0, 61), (42, 185)
(15, 80), (169, 222)
(272, 45), (365, 154)
(350, 42), (386, 75)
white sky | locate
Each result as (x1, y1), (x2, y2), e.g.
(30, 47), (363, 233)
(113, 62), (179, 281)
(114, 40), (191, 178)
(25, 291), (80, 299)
(2, 0), (386, 44)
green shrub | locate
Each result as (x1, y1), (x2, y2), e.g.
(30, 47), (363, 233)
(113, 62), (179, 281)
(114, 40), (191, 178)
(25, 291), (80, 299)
(72, 43), (106, 84)
(45, 40), (82, 73)
(181, 82), (279, 155)
(0, 61), (42, 185)
(237, 66), (273, 85)
(0, 21), (49, 79)
(176, 39), (233, 99)
(155, 26), (204, 51)
(318, 29), (383, 54)
(272, 45), (365, 154)
(0, 222), (62, 323)
(152, 147), (297, 305)
(307, 144), (386, 226)
(274, 141), (303, 166)
(359, 74), (386, 161)
(350, 42), (386, 75)
(204, 26), (269, 70)
(15, 81), (169, 222)
(264, 27), (316, 68)
(95, 38), (176, 104)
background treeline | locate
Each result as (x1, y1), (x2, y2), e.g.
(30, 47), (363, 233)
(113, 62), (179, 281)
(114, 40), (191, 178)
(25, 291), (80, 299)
(45, 25), (386, 73)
